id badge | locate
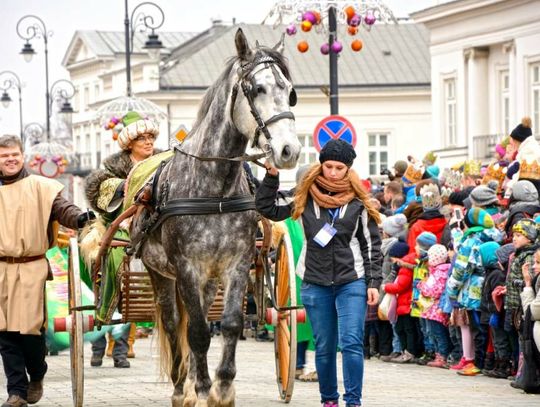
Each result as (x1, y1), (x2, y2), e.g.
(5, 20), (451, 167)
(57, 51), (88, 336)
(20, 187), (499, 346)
(313, 223), (337, 247)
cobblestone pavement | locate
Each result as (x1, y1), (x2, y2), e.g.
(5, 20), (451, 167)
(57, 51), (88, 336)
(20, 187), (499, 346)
(0, 335), (538, 406)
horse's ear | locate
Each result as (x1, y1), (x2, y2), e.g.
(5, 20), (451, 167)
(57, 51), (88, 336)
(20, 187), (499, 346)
(255, 40), (261, 48)
(272, 33), (285, 54)
(235, 28), (252, 60)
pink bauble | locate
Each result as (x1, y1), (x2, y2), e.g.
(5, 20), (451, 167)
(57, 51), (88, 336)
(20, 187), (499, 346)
(365, 12), (376, 25)
(320, 43), (330, 55)
(302, 11), (317, 25)
(331, 41), (343, 53)
(286, 24), (297, 36)
(349, 14), (361, 27)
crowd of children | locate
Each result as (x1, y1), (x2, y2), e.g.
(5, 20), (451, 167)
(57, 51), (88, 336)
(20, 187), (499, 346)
(365, 117), (540, 393)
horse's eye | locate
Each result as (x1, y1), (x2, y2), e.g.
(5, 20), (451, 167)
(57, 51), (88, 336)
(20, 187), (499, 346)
(256, 85), (266, 95)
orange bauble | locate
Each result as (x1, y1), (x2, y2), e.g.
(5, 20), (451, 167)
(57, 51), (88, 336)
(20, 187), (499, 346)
(344, 6), (356, 21)
(301, 20), (312, 32)
(348, 26), (358, 35)
(351, 39), (363, 51)
(297, 41), (309, 53)
(312, 10), (321, 24)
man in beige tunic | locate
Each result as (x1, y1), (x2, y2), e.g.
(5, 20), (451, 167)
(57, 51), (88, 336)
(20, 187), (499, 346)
(0, 135), (94, 407)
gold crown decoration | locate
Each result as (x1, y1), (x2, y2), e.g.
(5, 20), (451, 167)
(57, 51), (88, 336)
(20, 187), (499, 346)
(441, 186), (453, 199)
(443, 169), (463, 192)
(422, 151), (438, 167)
(419, 183), (442, 210)
(463, 160), (482, 177)
(519, 160), (540, 181)
(402, 164), (423, 185)
(499, 136), (510, 148)
(481, 163), (507, 192)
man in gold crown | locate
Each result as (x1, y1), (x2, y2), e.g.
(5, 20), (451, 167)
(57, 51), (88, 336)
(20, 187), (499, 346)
(461, 160), (482, 187)
(506, 117), (540, 196)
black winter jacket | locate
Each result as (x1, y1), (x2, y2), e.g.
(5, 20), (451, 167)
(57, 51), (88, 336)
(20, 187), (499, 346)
(256, 173), (382, 289)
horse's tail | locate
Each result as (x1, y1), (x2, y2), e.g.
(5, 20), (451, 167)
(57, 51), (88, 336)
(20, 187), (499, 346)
(155, 286), (190, 387)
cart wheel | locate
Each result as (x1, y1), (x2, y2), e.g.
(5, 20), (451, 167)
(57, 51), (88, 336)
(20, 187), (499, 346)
(273, 233), (297, 403)
(68, 237), (84, 407)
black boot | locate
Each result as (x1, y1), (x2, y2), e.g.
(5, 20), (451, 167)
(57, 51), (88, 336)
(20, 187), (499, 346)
(484, 352), (495, 371)
(490, 359), (512, 379)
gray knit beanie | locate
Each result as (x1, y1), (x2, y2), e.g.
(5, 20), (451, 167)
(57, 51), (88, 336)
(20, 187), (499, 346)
(511, 180), (539, 203)
(470, 182), (499, 207)
(382, 214), (407, 237)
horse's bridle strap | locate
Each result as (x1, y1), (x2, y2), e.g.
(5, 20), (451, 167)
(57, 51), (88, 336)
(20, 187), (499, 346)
(174, 145), (268, 167)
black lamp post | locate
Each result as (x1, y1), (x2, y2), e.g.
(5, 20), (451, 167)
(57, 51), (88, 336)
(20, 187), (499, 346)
(0, 71), (24, 142)
(16, 15), (76, 143)
(124, 0), (165, 97)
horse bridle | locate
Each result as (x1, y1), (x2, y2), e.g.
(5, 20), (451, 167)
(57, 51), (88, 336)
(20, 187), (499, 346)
(175, 54), (296, 168)
(230, 54), (297, 151)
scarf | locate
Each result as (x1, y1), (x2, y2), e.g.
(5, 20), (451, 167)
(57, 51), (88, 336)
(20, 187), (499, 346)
(0, 167), (29, 185)
(309, 171), (356, 209)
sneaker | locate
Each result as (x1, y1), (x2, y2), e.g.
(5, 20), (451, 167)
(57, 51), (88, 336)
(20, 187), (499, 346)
(113, 359), (130, 368)
(416, 352), (435, 366)
(510, 380), (524, 389)
(90, 353), (103, 367)
(379, 354), (395, 362)
(1, 395), (28, 407)
(457, 362), (481, 376)
(322, 401), (338, 406)
(26, 380), (43, 404)
(450, 357), (473, 370)
(427, 354), (447, 368)
(391, 350), (414, 364)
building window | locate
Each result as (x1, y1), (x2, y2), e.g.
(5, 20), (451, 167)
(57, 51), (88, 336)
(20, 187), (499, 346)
(500, 70), (510, 136)
(85, 133), (91, 153)
(73, 86), (80, 112)
(83, 85), (90, 111)
(300, 134), (318, 166)
(367, 133), (389, 176)
(104, 143), (111, 158)
(444, 78), (457, 147)
(94, 83), (100, 102)
(532, 63), (540, 136)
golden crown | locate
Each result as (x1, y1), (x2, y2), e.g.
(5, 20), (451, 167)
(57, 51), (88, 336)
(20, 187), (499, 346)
(402, 164), (423, 185)
(499, 136), (510, 148)
(481, 163), (507, 192)
(443, 169), (463, 191)
(422, 151), (438, 167)
(463, 160), (482, 177)
(519, 160), (540, 180)
(419, 183), (441, 209)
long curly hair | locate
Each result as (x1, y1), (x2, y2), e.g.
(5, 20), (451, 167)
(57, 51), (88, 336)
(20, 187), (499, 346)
(291, 163), (381, 224)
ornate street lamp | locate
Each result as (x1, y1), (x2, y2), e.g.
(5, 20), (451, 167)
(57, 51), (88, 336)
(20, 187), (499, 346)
(265, 0), (397, 114)
(0, 71), (24, 142)
(97, 1), (167, 124)
(16, 15), (76, 177)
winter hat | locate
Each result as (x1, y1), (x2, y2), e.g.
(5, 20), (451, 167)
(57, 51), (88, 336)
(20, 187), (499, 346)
(425, 165), (440, 179)
(388, 241), (410, 259)
(448, 187), (473, 206)
(511, 180), (539, 203)
(495, 144), (506, 158)
(393, 160), (409, 176)
(464, 207), (494, 229)
(478, 241), (501, 268)
(512, 218), (538, 242)
(117, 111), (159, 150)
(469, 182), (499, 207)
(416, 231), (437, 252)
(319, 139), (356, 167)
(382, 214), (408, 237)
(427, 244), (448, 267)
(510, 117), (533, 143)
(419, 183), (442, 211)
(496, 243), (515, 268)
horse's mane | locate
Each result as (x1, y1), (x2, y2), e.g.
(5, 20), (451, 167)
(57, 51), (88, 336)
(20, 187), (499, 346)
(190, 46), (291, 135)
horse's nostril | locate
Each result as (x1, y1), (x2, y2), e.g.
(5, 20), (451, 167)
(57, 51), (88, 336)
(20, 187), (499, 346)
(282, 145), (291, 159)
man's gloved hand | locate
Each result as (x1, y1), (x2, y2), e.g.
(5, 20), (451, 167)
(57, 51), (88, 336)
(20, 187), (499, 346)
(77, 210), (96, 228)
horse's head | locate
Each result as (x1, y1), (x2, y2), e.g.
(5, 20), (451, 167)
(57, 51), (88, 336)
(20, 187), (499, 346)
(231, 29), (301, 170)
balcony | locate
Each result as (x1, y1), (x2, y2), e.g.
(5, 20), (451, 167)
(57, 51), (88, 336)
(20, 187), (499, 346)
(66, 152), (100, 177)
(472, 134), (504, 163)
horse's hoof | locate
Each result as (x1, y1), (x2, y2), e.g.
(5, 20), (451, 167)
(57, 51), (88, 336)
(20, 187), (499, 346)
(195, 400), (208, 407)
(172, 393), (184, 407)
(207, 381), (235, 407)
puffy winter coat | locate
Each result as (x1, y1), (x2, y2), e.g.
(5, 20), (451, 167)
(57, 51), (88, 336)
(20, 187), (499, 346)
(418, 263), (451, 325)
(384, 253), (416, 316)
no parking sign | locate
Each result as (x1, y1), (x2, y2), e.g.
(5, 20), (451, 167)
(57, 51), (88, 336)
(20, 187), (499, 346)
(312, 115), (357, 152)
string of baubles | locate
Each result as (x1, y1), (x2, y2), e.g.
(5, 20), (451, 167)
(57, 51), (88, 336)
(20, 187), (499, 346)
(288, 6), (374, 54)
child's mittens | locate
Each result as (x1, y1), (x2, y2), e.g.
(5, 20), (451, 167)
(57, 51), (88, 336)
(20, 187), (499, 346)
(489, 313), (500, 327)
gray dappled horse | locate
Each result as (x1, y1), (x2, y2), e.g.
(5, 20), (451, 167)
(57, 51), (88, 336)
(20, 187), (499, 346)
(130, 29), (301, 406)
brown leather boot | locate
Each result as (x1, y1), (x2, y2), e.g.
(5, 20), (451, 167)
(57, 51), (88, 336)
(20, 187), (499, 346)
(1, 395), (28, 407)
(106, 332), (114, 357)
(127, 323), (136, 358)
(26, 380), (43, 404)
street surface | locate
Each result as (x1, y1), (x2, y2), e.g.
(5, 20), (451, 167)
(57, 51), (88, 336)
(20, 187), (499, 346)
(0, 334), (538, 406)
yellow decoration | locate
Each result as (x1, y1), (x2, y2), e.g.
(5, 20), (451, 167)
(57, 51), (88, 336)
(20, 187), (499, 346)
(402, 164), (423, 185)
(519, 160), (540, 180)
(481, 163), (507, 192)
(463, 160), (482, 177)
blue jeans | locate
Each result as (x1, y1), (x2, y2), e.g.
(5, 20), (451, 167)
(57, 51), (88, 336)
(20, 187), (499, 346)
(418, 317), (435, 353)
(426, 320), (450, 358)
(301, 278), (367, 406)
(297, 340), (309, 369)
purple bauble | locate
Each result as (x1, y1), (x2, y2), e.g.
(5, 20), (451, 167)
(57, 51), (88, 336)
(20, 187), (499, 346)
(302, 11), (317, 25)
(286, 24), (297, 36)
(331, 40), (343, 53)
(320, 43), (330, 55)
(365, 12), (376, 25)
(349, 14), (361, 27)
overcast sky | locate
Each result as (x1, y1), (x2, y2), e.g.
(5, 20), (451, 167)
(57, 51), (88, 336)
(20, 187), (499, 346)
(0, 0), (442, 134)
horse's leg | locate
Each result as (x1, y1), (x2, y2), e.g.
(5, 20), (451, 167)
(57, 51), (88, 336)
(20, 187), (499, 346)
(173, 260), (213, 406)
(208, 260), (251, 407)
